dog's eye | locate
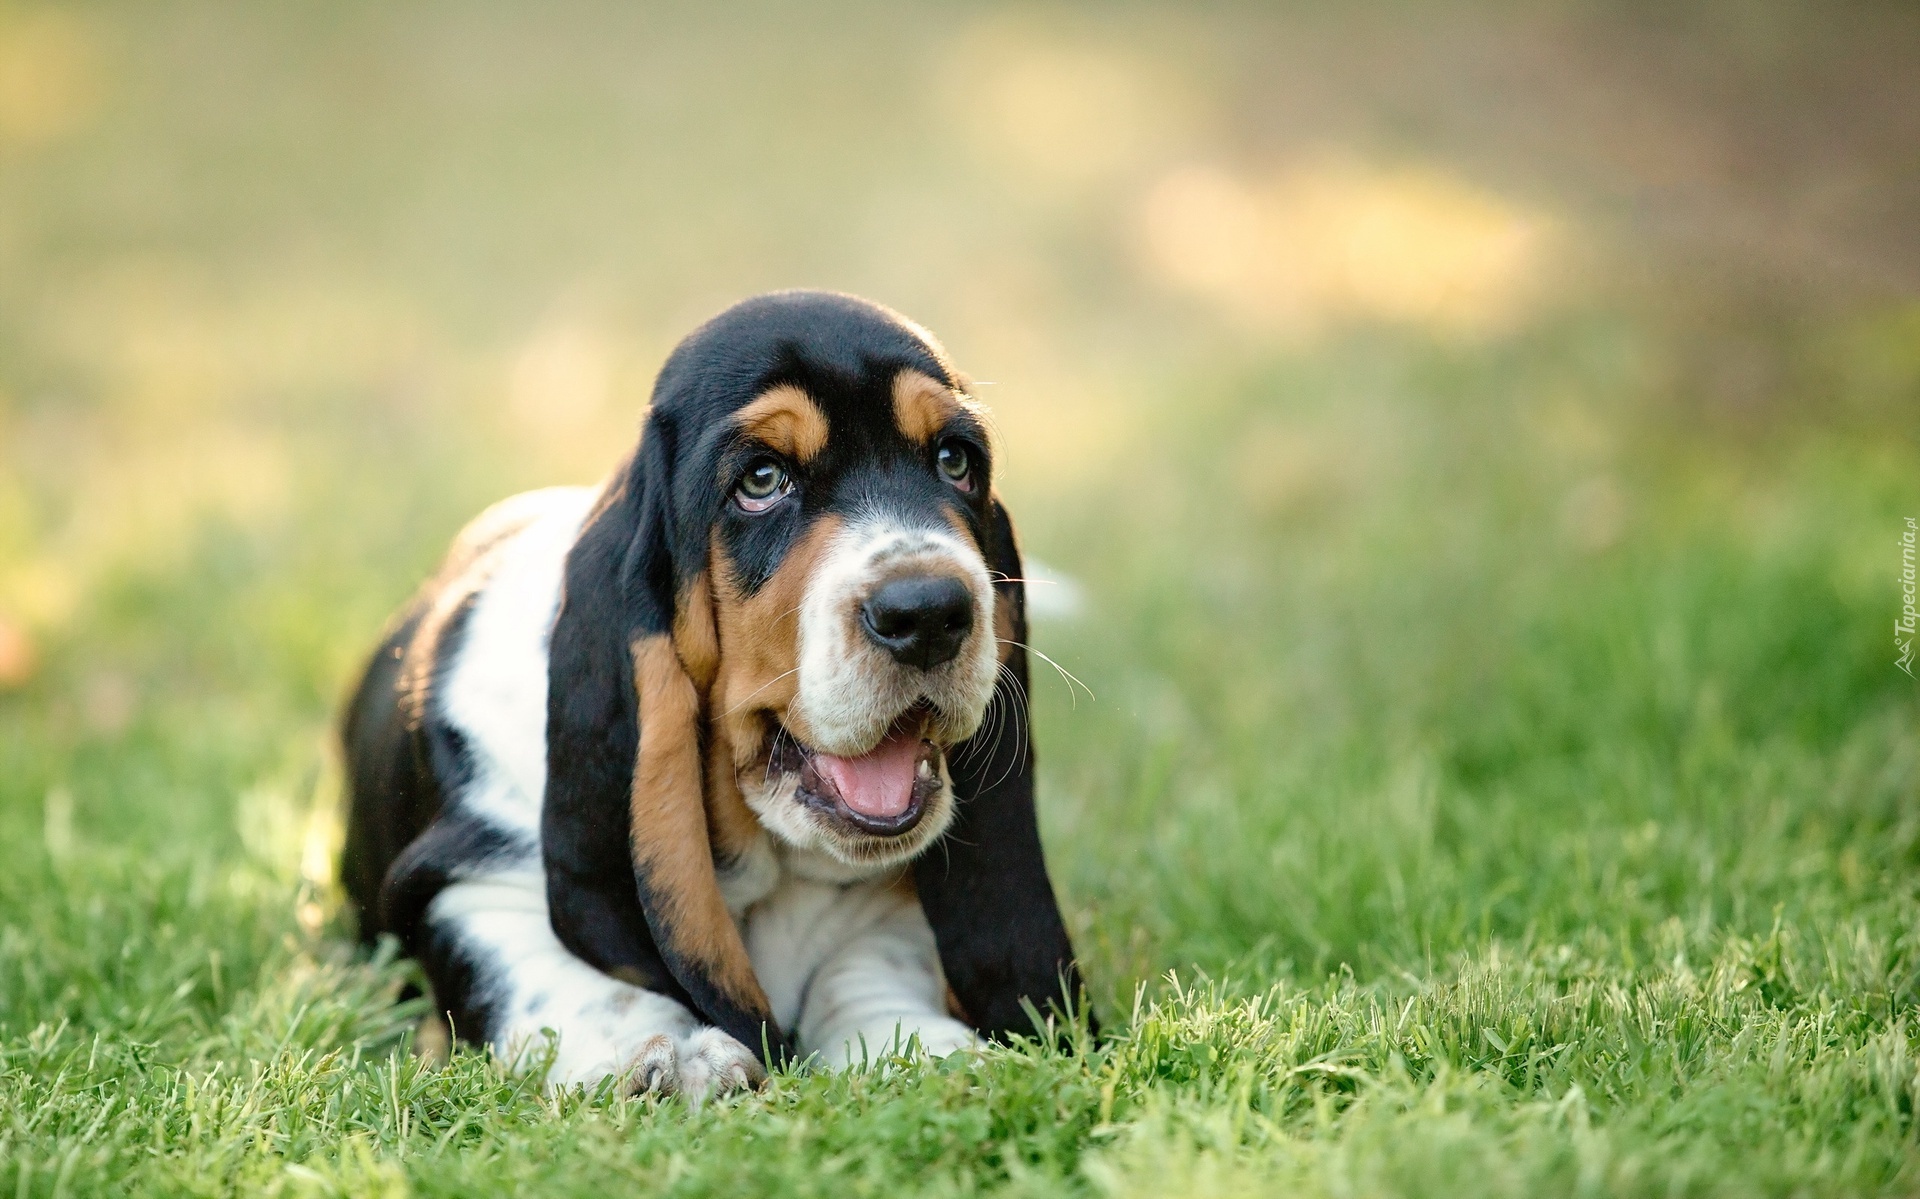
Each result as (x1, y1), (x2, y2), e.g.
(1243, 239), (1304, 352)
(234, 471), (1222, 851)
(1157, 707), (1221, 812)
(735, 458), (791, 512)
(936, 441), (973, 491)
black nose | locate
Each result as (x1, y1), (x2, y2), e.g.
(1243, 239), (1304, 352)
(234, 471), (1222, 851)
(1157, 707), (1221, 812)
(860, 574), (974, 670)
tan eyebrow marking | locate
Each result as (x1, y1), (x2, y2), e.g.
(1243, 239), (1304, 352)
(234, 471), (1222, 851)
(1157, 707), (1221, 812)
(891, 369), (975, 445)
(733, 384), (830, 463)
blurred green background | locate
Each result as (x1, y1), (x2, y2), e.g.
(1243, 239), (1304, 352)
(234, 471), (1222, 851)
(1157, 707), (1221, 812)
(2, 1), (1919, 1193)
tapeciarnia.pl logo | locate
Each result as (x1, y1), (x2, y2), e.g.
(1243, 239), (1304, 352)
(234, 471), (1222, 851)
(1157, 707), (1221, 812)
(1900, 517), (1917, 677)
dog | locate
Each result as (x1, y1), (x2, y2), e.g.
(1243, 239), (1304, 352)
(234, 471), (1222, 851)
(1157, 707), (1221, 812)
(339, 291), (1091, 1099)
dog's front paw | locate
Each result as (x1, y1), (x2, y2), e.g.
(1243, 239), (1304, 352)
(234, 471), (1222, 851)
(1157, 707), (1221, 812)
(624, 1034), (681, 1094)
(678, 1026), (766, 1099)
(621, 1026), (766, 1103)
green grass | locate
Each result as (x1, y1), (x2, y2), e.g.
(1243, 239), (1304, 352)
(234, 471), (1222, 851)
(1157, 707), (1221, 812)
(4, 1), (1920, 1194)
(4, 316), (1917, 1197)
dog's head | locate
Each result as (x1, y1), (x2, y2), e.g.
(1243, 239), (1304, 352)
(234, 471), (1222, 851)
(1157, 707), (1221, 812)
(674, 323), (1003, 872)
(546, 292), (1083, 1059)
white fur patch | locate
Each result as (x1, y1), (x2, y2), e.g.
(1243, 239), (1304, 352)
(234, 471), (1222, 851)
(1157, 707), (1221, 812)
(429, 870), (762, 1099)
(744, 869), (975, 1066)
(715, 828), (781, 915)
(436, 487), (595, 842)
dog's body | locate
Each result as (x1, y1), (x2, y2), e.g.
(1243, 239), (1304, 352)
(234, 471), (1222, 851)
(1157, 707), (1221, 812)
(340, 293), (1089, 1098)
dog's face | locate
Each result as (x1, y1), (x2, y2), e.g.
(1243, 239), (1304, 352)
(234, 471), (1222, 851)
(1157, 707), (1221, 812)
(690, 370), (1003, 871)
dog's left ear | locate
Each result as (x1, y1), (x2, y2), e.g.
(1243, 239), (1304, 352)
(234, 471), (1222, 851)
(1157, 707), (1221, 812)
(913, 495), (1096, 1045)
(544, 418), (791, 1066)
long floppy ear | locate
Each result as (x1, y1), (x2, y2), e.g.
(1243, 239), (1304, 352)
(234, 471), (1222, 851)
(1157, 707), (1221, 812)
(913, 495), (1096, 1045)
(543, 420), (791, 1066)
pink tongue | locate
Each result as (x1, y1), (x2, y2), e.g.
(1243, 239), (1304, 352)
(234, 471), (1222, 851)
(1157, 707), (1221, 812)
(813, 727), (923, 818)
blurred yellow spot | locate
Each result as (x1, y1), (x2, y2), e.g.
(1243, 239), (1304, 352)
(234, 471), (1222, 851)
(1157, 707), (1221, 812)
(1231, 424), (1350, 518)
(967, 368), (1142, 501)
(1138, 156), (1558, 339)
(14, 262), (420, 616)
(43, 786), (72, 860)
(5, 560), (77, 629)
(946, 23), (1200, 188)
(0, 9), (101, 146)
(1530, 397), (1618, 465)
(0, 613), (35, 688)
(301, 796), (340, 890)
(72, 428), (292, 563)
(509, 318), (614, 433)
(1562, 474), (1627, 552)
(47, 259), (430, 417)
(238, 784), (300, 874)
(81, 670), (135, 735)
(296, 902), (325, 935)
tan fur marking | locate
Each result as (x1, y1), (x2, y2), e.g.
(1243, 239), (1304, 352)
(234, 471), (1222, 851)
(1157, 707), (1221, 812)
(734, 385), (829, 463)
(709, 516), (843, 771)
(673, 574), (721, 696)
(703, 725), (762, 863)
(670, 573), (757, 856)
(891, 369), (969, 445)
(630, 635), (771, 1013)
(938, 502), (987, 560)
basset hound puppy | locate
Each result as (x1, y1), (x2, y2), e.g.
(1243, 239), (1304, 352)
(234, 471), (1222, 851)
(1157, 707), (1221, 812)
(339, 291), (1092, 1099)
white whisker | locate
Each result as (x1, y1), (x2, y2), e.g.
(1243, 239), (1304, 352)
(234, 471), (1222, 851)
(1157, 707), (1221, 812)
(996, 638), (1094, 708)
(722, 666), (803, 717)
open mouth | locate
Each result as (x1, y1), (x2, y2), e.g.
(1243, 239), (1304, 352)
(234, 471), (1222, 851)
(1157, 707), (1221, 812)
(770, 703), (943, 838)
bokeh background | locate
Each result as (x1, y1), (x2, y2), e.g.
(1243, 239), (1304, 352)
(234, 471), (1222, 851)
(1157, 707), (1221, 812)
(3, 0), (1919, 1077)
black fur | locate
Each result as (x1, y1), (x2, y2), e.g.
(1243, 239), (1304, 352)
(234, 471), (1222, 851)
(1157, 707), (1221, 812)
(541, 435), (709, 1038)
(916, 498), (1095, 1043)
(342, 587), (489, 945)
(340, 602), (433, 943)
(417, 911), (501, 1048)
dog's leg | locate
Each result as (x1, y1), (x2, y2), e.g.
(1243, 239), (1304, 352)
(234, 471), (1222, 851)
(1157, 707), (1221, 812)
(748, 877), (975, 1067)
(425, 868), (764, 1099)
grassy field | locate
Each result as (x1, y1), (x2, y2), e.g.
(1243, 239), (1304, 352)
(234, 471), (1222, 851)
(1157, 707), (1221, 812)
(3, 1), (1920, 1195)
